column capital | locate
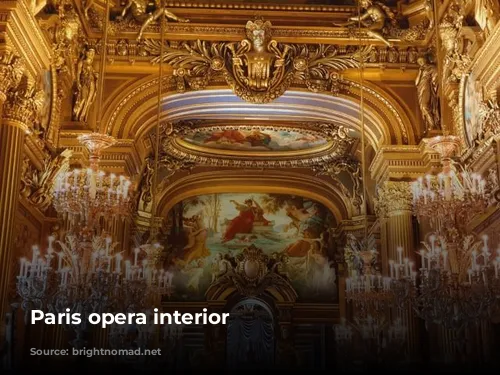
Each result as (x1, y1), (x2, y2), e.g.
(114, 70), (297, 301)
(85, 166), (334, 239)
(0, 49), (24, 100)
(374, 180), (413, 218)
(2, 80), (42, 132)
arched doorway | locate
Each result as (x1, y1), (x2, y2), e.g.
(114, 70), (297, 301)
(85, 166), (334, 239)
(226, 298), (275, 369)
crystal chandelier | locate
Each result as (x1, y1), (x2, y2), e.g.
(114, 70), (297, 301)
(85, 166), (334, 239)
(16, 232), (171, 347)
(390, 233), (499, 329)
(344, 234), (395, 316)
(333, 315), (407, 361)
(390, 135), (499, 328)
(411, 136), (488, 234)
(52, 133), (132, 229)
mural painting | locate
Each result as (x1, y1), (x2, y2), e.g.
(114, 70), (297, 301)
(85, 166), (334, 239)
(183, 129), (328, 152)
(164, 193), (337, 302)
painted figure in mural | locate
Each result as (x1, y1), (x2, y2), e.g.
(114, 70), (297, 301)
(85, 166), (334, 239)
(181, 213), (210, 264)
(416, 56), (440, 131)
(202, 129), (272, 149)
(244, 130), (272, 149)
(168, 193), (337, 302)
(182, 259), (205, 293)
(73, 48), (98, 123)
(222, 198), (270, 242)
(283, 203), (324, 257)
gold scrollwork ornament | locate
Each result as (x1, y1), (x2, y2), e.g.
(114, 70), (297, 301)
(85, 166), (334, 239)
(146, 18), (369, 104)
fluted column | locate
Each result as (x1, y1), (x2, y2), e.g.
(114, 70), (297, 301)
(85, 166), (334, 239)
(0, 51), (25, 338)
(376, 181), (420, 361)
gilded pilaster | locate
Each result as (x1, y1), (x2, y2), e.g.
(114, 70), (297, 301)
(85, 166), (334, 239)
(375, 180), (420, 361)
(0, 69), (43, 338)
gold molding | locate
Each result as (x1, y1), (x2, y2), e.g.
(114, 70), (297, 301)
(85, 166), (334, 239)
(102, 79), (415, 153)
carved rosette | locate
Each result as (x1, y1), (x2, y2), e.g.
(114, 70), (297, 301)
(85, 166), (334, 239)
(375, 181), (413, 218)
(0, 51), (25, 101)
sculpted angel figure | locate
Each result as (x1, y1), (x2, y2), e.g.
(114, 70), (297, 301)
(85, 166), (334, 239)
(73, 48), (98, 123)
(118, 0), (190, 40)
(415, 56), (440, 131)
(334, 0), (397, 47)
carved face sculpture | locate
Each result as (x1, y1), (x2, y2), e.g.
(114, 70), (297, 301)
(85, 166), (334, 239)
(359, 0), (372, 9)
(245, 20), (272, 51)
(61, 18), (80, 42)
(86, 49), (96, 61)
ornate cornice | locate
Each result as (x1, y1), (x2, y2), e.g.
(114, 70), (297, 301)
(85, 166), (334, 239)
(0, 0), (52, 77)
(369, 143), (441, 183)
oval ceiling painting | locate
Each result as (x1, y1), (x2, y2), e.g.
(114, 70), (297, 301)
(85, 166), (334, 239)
(181, 128), (329, 153)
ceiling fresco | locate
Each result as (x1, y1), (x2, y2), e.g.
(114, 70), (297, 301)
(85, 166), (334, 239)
(164, 193), (337, 302)
(182, 128), (329, 153)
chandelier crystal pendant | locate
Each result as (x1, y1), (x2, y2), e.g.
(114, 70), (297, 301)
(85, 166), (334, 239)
(52, 133), (132, 229)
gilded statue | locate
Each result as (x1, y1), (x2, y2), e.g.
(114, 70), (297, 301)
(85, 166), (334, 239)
(30, 0), (46, 15)
(474, 0), (499, 36)
(117, 0), (190, 40)
(424, 0), (434, 29)
(73, 47), (98, 123)
(83, 0), (94, 18)
(234, 19), (280, 91)
(335, 0), (397, 47)
(415, 56), (440, 131)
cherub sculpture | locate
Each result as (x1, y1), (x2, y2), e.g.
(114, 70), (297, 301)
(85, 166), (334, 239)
(334, 0), (397, 47)
(118, 0), (190, 40)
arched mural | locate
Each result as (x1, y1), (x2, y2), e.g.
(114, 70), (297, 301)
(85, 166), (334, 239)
(164, 192), (338, 302)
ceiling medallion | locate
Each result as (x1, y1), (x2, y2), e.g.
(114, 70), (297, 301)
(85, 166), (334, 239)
(166, 121), (350, 158)
(159, 121), (353, 161)
(145, 18), (370, 104)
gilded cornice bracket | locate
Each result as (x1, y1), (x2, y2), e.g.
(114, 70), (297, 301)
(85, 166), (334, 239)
(369, 143), (441, 183)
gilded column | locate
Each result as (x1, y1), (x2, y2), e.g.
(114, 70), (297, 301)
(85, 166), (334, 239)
(0, 51), (25, 338)
(376, 181), (420, 361)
